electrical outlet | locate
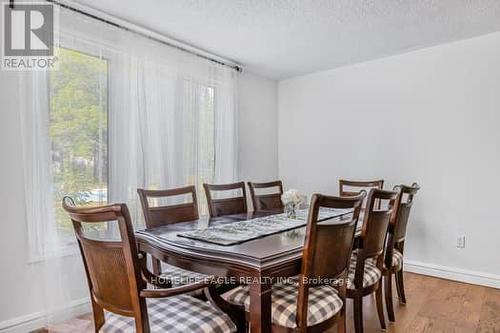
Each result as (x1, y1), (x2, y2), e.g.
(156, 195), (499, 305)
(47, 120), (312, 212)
(456, 236), (466, 249)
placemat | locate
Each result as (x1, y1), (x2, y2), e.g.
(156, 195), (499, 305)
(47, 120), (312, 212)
(177, 208), (353, 246)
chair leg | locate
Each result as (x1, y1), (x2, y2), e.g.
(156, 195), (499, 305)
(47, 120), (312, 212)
(384, 274), (395, 322)
(353, 296), (364, 333)
(135, 299), (151, 333)
(396, 269), (407, 304)
(236, 316), (247, 333)
(337, 305), (346, 333)
(394, 271), (402, 303)
(91, 299), (105, 333)
(375, 283), (387, 330)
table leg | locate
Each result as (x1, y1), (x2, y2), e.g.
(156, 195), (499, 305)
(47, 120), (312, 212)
(249, 279), (272, 333)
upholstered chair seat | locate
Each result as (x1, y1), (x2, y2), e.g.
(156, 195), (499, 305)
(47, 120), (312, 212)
(347, 253), (383, 289)
(222, 280), (343, 329)
(102, 295), (236, 333)
(159, 264), (211, 296)
(389, 249), (404, 271)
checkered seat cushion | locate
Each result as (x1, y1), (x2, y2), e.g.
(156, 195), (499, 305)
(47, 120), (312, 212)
(160, 264), (212, 296)
(161, 264), (211, 286)
(222, 281), (343, 328)
(389, 249), (403, 271)
(101, 294), (236, 333)
(347, 253), (382, 289)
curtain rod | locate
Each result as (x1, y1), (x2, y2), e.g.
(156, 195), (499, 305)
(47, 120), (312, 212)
(42, 0), (242, 72)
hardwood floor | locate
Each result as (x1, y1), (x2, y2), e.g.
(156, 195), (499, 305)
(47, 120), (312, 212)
(43, 272), (500, 333)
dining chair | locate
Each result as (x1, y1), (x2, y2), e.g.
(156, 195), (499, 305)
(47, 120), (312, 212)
(203, 181), (248, 218)
(247, 180), (284, 212)
(137, 185), (209, 290)
(338, 179), (384, 197)
(346, 188), (398, 333)
(62, 197), (236, 333)
(137, 185), (199, 228)
(383, 183), (420, 322)
(222, 192), (365, 333)
(339, 179), (384, 209)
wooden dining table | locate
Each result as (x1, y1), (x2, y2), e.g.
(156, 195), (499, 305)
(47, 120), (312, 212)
(135, 209), (360, 333)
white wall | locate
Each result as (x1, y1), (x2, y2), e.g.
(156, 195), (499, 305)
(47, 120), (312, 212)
(0, 70), (278, 331)
(238, 71), (279, 182)
(279, 32), (500, 283)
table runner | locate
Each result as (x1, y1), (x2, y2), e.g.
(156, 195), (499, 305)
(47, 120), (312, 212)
(177, 208), (353, 246)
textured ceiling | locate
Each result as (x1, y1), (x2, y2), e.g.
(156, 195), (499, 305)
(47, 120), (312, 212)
(72, 0), (500, 79)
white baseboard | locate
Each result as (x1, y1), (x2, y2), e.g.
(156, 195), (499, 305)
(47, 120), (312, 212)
(0, 298), (90, 333)
(404, 260), (500, 289)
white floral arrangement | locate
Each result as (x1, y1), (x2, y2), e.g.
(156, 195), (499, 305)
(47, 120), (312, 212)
(281, 189), (305, 218)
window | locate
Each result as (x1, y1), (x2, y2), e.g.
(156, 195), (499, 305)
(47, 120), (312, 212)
(140, 82), (216, 216)
(49, 47), (108, 234)
(48, 47), (217, 231)
(188, 83), (215, 215)
(21, 16), (237, 260)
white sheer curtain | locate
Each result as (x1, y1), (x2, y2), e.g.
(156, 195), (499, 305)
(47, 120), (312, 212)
(58, 12), (239, 223)
(18, 5), (239, 325)
(18, 63), (82, 328)
(18, 70), (57, 259)
(107, 53), (238, 222)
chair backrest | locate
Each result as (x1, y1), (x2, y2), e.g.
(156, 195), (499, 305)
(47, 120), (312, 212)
(247, 180), (284, 212)
(390, 183), (420, 242)
(203, 181), (247, 217)
(358, 188), (399, 259)
(62, 197), (146, 319)
(339, 179), (384, 209)
(137, 185), (199, 228)
(339, 179), (384, 196)
(295, 193), (365, 329)
(384, 183), (420, 269)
